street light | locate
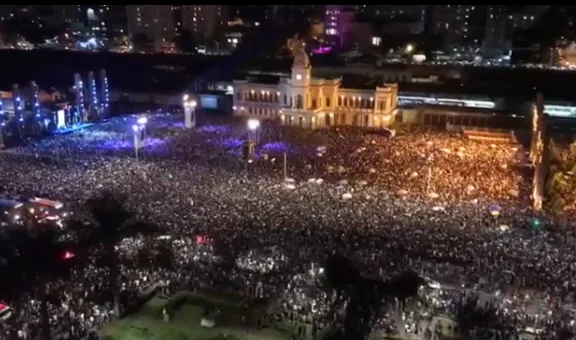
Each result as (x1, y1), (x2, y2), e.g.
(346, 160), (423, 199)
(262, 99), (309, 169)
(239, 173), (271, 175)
(405, 44), (414, 54)
(137, 116), (148, 140)
(247, 119), (260, 130)
(182, 94), (197, 129)
(132, 123), (146, 161)
(247, 118), (261, 144)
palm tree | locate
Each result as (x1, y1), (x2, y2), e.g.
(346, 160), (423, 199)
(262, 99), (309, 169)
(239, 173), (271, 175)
(81, 191), (157, 318)
(0, 227), (67, 340)
(381, 271), (426, 339)
(455, 298), (502, 338)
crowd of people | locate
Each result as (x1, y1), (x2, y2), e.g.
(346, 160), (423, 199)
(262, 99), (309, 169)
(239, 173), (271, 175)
(0, 114), (573, 339)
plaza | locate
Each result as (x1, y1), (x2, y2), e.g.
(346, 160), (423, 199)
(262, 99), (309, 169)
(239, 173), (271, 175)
(100, 290), (291, 340)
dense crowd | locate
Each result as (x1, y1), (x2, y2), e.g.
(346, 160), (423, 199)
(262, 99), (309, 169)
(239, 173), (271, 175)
(0, 115), (573, 339)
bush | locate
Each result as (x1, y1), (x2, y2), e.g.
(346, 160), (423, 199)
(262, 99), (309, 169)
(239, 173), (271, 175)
(163, 292), (264, 326)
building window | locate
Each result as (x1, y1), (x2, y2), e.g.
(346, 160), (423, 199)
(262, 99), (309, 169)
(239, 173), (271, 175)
(372, 37), (381, 46)
(338, 97), (342, 106)
(326, 28), (338, 36)
(284, 95), (287, 104)
(236, 92), (242, 100)
(326, 97), (331, 107)
(312, 99), (316, 109)
(296, 95), (303, 109)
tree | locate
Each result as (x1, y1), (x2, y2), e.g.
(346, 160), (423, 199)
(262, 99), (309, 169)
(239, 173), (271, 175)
(549, 140), (562, 166)
(387, 271), (425, 303)
(81, 191), (157, 317)
(175, 29), (195, 53)
(0, 227), (70, 340)
(132, 32), (149, 50)
(323, 254), (360, 289)
(455, 298), (502, 338)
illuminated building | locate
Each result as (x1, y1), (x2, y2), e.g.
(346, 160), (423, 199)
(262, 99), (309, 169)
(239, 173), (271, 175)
(232, 45), (399, 128)
(558, 42), (576, 66)
(324, 5), (355, 47)
(178, 5), (227, 42)
(127, 5), (175, 43)
(53, 5), (125, 38)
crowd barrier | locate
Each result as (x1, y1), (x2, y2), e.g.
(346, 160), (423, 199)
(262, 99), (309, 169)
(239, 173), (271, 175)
(447, 124), (516, 143)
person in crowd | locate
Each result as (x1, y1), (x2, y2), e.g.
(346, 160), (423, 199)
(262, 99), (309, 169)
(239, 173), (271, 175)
(0, 115), (572, 340)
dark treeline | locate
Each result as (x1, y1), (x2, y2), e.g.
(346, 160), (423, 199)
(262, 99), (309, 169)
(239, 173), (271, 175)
(323, 254), (425, 340)
(0, 50), (291, 92)
(3, 49), (576, 101)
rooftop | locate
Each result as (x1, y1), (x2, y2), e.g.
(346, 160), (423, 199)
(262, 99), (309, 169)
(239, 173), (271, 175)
(240, 74), (281, 85)
(340, 74), (383, 90)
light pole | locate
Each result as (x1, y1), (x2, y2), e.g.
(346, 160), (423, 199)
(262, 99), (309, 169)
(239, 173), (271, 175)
(132, 121), (146, 161)
(283, 152), (287, 181)
(247, 118), (260, 144)
(182, 94), (197, 129)
(137, 116), (148, 139)
(404, 44), (414, 54)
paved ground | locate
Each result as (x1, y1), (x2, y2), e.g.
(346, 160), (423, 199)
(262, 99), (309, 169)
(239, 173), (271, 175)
(100, 293), (290, 340)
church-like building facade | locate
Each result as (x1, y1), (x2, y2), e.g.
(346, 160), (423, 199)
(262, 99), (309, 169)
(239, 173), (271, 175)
(232, 51), (399, 128)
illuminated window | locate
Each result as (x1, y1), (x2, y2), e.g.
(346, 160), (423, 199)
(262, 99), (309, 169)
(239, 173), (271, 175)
(372, 37), (381, 46)
(326, 28), (338, 35)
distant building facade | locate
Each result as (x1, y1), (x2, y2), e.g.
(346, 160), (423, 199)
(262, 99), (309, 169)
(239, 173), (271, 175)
(127, 5), (227, 45)
(232, 47), (398, 128)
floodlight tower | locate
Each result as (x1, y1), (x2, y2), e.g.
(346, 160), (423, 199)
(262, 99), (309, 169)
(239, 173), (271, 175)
(73, 73), (84, 124)
(30, 81), (40, 118)
(99, 69), (109, 118)
(11, 84), (22, 121)
(182, 94), (197, 128)
(30, 81), (41, 135)
(88, 71), (98, 121)
(0, 92), (4, 122)
(12, 84), (23, 139)
(0, 98), (4, 148)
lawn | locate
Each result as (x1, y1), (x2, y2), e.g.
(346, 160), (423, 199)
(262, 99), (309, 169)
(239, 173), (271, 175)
(100, 291), (291, 340)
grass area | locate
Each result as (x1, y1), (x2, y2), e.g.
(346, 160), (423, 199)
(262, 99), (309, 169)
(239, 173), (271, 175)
(100, 291), (291, 340)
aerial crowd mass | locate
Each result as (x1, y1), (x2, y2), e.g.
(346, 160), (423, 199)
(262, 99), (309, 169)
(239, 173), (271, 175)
(0, 114), (573, 340)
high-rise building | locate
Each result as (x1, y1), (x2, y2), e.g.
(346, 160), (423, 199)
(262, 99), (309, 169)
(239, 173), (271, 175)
(358, 5), (425, 22)
(483, 6), (548, 55)
(431, 5), (486, 48)
(127, 5), (175, 42)
(52, 5), (126, 38)
(128, 5), (226, 45)
(180, 5), (227, 42)
(325, 5), (356, 47)
(483, 6), (508, 54)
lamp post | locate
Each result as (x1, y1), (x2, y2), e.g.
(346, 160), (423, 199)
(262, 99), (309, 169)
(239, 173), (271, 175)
(247, 118), (260, 144)
(0, 99), (4, 148)
(182, 94), (197, 129)
(405, 44), (414, 54)
(132, 121), (146, 161)
(137, 116), (148, 139)
(283, 152), (287, 181)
